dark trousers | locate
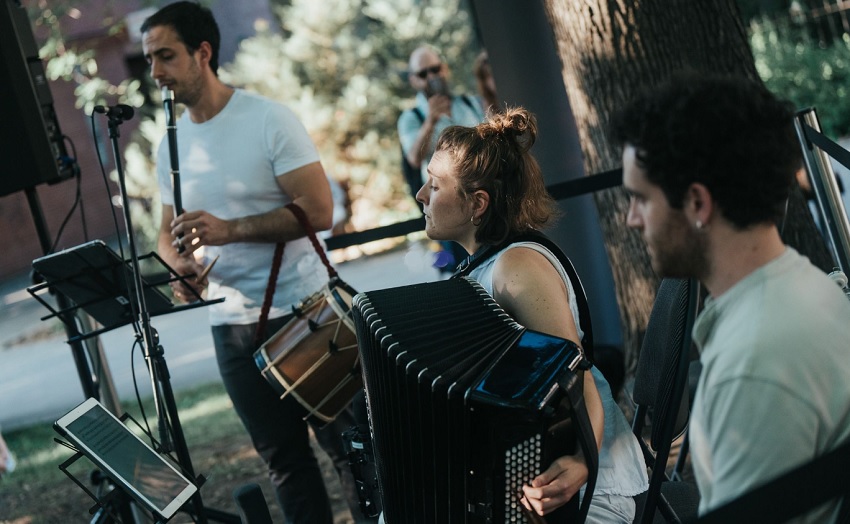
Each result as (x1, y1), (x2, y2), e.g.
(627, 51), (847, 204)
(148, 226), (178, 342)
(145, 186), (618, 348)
(212, 315), (361, 524)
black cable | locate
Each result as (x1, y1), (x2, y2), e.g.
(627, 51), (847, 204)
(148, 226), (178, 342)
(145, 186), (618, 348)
(90, 112), (126, 258)
(90, 111), (141, 337)
(130, 335), (155, 447)
(66, 135), (89, 241)
(47, 171), (81, 253)
(49, 136), (83, 254)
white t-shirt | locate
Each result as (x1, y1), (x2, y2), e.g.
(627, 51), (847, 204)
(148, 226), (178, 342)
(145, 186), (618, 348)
(156, 89), (327, 325)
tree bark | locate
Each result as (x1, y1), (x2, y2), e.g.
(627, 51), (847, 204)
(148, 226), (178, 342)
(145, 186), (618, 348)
(541, 0), (834, 372)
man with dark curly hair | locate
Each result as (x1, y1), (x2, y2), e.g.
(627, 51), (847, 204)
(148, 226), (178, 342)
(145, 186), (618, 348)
(614, 73), (850, 522)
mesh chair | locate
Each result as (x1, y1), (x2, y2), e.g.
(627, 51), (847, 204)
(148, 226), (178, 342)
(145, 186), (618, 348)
(631, 278), (701, 524)
(670, 360), (702, 483)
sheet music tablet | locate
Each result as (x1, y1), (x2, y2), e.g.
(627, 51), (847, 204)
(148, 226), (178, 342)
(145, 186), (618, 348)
(54, 398), (197, 519)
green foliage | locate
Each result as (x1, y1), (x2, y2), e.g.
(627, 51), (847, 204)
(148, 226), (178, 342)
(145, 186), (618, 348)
(219, 0), (483, 228)
(121, 111), (168, 262)
(750, 17), (850, 137)
(31, 0), (481, 253)
(30, 3), (156, 253)
(32, 4), (146, 114)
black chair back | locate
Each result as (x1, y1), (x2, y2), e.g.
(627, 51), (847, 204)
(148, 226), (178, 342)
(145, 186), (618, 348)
(632, 278), (701, 524)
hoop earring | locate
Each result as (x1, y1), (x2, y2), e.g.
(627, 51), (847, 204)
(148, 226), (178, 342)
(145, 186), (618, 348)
(695, 220), (704, 229)
(471, 216), (482, 227)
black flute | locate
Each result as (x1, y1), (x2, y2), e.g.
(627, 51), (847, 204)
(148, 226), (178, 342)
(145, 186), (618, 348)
(162, 87), (185, 253)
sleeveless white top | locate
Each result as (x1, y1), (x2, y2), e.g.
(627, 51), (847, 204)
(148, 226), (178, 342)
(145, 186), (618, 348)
(469, 242), (649, 497)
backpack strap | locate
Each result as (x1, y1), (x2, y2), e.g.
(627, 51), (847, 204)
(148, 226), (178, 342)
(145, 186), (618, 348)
(411, 106), (424, 123)
(410, 96), (477, 124)
(459, 94), (482, 116)
(698, 435), (850, 523)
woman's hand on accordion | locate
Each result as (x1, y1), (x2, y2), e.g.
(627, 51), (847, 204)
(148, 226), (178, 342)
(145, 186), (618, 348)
(520, 453), (589, 516)
(494, 250), (606, 516)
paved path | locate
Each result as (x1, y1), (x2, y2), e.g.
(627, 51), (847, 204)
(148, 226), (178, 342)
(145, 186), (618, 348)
(0, 241), (443, 431)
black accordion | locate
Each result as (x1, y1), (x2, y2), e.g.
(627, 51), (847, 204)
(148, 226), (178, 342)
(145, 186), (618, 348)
(351, 277), (591, 523)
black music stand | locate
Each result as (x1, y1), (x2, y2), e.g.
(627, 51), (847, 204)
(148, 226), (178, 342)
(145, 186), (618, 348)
(28, 240), (230, 524)
(28, 108), (238, 524)
(29, 239), (220, 343)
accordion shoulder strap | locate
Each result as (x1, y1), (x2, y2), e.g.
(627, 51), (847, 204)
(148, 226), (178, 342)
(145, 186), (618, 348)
(559, 370), (598, 524)
(453, 230), (595, 359)
(454, 232), (599, 519)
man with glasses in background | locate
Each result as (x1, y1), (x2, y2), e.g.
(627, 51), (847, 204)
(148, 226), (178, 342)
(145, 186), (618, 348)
(398, 45), (484, 272)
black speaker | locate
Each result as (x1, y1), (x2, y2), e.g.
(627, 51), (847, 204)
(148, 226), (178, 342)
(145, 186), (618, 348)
(0, 0), (75, 197)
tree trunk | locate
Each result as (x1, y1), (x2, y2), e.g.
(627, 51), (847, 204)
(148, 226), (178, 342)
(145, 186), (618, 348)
(541, 0), (834, 373)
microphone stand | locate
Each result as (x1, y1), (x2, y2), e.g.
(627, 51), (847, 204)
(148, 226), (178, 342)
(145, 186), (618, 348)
(104, 111), (231, 524)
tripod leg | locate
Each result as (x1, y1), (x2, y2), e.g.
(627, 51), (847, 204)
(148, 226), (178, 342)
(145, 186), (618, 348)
(149, 345), (239, 524)
(89, 482), (139, 524)
(89, 503), (137, 524)
(90, 505), (114, 524)
(77, 311), (123, 417)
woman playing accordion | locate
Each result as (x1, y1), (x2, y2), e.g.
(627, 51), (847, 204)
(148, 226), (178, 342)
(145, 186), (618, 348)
(414, 107), (648, 522)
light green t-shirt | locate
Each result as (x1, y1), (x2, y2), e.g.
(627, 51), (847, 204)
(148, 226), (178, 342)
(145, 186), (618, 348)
(690, 247), (850, 521)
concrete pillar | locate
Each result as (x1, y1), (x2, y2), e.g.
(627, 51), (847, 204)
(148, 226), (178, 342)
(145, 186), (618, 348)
(470, 0), (623, 347)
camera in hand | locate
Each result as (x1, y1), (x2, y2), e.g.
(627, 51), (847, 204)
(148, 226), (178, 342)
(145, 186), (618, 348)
(425, 77), (449, 98)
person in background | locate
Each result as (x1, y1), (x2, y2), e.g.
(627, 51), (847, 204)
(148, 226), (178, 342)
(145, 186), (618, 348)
(417, 107), (648, 522)
(141, 3), (362, 522)
(614, 72), (850, 522)
(398, 44), (484, 273)
(473, 50), (499, 112)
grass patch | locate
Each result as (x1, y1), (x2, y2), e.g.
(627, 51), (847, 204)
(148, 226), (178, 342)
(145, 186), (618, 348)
(0, 381), (354, 523)
(1, 382), (237, 486)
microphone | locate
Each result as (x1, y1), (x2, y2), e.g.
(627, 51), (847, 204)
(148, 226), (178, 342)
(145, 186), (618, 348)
(93, 104), (135, 121)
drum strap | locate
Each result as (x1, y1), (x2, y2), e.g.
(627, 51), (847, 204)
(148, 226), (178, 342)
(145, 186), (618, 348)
(254, 202), (340, 348)
(285, 202), (339, 281)
(255, 242), (285, 348)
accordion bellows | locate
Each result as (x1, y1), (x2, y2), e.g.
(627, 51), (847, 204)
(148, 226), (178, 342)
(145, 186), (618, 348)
(352, 277), (585, 523)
